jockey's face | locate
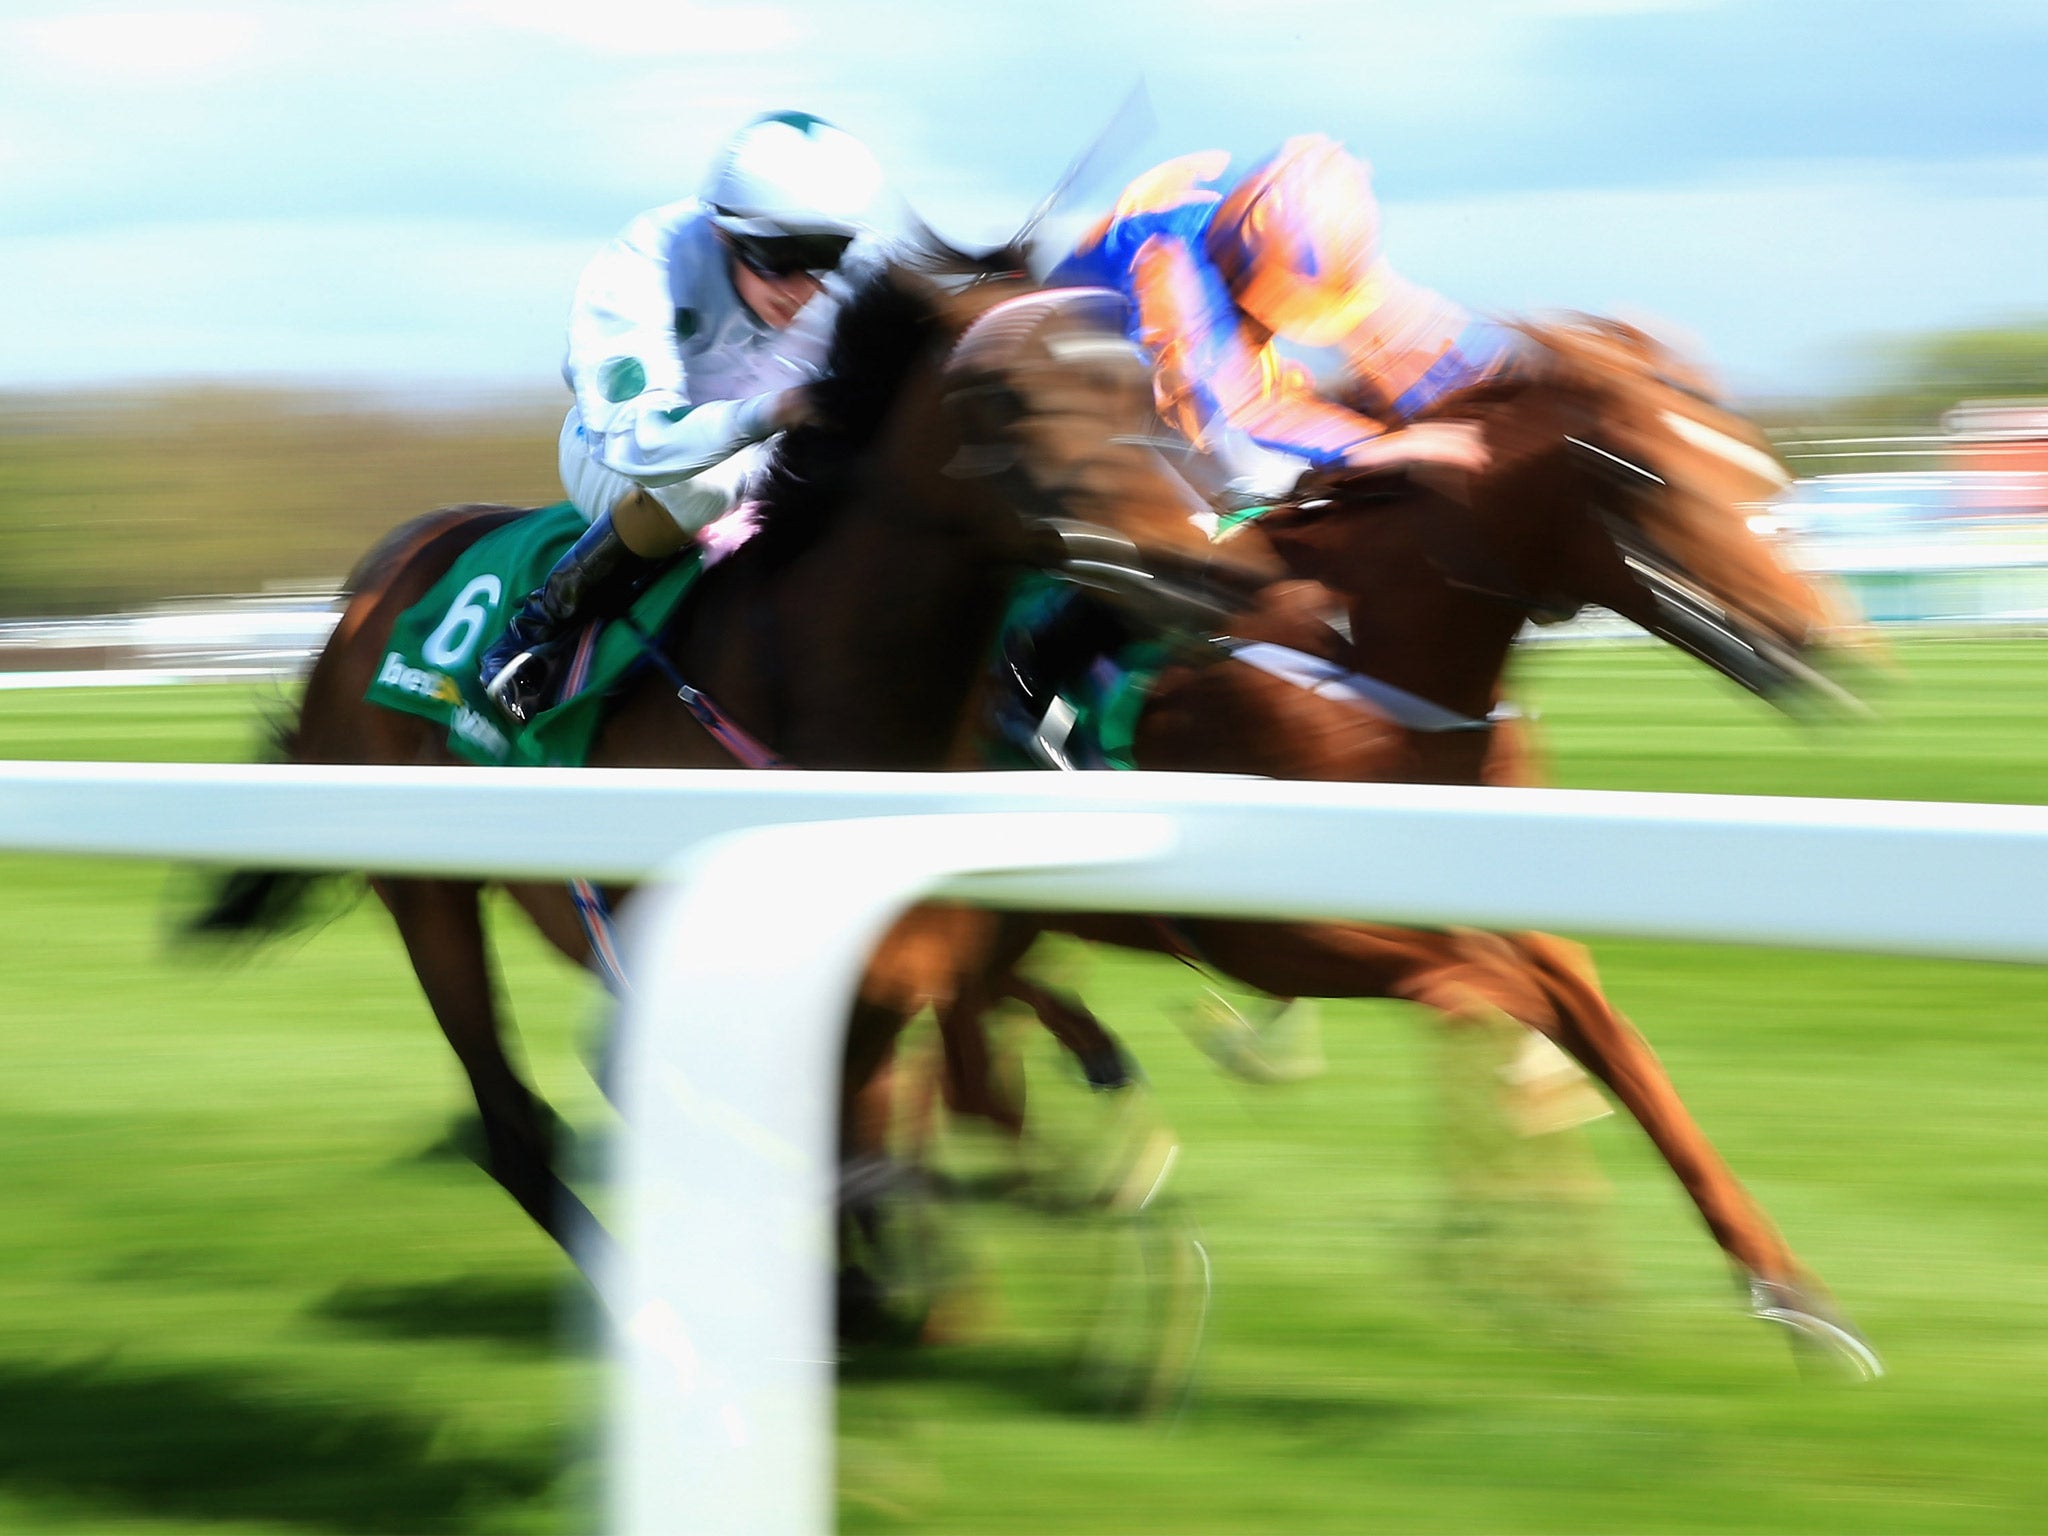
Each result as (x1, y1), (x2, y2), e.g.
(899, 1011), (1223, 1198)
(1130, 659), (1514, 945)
(728, 249), (825, 330)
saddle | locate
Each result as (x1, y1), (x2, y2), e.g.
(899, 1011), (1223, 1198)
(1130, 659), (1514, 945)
(366, 503), (704, 767)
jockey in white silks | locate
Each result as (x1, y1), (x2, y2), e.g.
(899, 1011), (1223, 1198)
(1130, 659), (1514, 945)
(480, 111), (885, 726)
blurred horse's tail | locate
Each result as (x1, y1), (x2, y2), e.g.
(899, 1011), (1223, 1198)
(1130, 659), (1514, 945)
(181, 506), (444, 944)
(182, 702), (337, 941)
(187, 864), (329, 938)
(181, 503), (521, 944)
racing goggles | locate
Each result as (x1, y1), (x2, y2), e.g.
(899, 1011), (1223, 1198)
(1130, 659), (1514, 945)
(726, 229), (854, 279)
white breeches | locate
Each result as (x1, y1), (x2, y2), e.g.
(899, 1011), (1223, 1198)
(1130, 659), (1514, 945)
(557, 409), (770, 535)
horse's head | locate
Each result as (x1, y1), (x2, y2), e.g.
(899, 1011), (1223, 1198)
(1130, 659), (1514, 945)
(937, 285), (1281, 630)
(747, 263), (1276, 641)
(1432, 318), (1859, 712)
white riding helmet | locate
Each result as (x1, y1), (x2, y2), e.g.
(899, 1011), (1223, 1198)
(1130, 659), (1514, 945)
(703, 112), (884, 240)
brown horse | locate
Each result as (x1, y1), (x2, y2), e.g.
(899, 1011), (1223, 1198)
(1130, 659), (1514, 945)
(906, 315), (1884, 1376)
(190, 260), (1269, 1279)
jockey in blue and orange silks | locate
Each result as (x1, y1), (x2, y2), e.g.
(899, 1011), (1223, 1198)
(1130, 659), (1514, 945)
(994, 135), (1514, 765)
(1047, 134), (1513, 502)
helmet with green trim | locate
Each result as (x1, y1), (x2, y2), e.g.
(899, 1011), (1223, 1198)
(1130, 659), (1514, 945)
(703, 112), (882, 272)
(1204, 135), (1383, 347)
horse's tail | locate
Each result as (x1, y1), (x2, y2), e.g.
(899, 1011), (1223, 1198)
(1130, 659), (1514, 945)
(182, 701), (341, 941)
(186, 865), (328, 938)
(182, 502), (524, 945)
(186, 508), (455, 942)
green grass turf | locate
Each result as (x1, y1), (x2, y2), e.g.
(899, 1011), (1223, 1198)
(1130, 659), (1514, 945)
(0, 638), (2044, 1533)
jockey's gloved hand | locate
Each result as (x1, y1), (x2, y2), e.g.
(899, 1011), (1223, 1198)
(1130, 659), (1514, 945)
(1341, 421), (1491, 500)
(1206, 430), (1307, 509)
(1220, 474), (1296, 512)
(770, 385), (821, 431)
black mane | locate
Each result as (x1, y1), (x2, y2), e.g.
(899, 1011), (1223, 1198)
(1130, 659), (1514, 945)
(738, 228), (1029, 568)
(741, 264), (951, 568)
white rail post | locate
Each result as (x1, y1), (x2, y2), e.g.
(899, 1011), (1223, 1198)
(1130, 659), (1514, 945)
(608, 810), (1177, 1536)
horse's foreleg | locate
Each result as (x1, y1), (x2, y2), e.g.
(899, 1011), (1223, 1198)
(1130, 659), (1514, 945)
(373, 876), (609, 1266)
(1386, 926), (1792, 1278)
(1190, 921), (1618, 1312)
(1504, 934), (1796, 1277)
(1511, 933), (1881, 1376)
(1000, 971), (1135, 1091)
(843, 998), (914, 1159)
(910, 913), (1038, 1138)
(1135, 923), (1609, 1281)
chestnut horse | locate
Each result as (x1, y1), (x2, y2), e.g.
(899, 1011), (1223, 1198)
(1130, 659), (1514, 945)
(913, 316), (1884, 1376)
(190, 261), (1266, 1279)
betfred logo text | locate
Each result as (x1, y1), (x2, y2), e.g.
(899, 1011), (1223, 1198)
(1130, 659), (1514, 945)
(377, 652), (461, 704)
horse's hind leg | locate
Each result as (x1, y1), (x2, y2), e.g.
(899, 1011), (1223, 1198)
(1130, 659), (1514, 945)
(857, 907), (1034, 1137)
(373, 875), (612, 1277)
(915, 920), (1137, 1145)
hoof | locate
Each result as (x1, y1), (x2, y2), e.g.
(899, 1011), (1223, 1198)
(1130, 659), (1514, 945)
(1076, 1038), (1136, 1091)
(1748, 1277), (1885, 1382)
(836, 1262), (923, 1348)
(1077, 1218), (1212, 1418)
(836, 1154), (955, 1349)
(1176, 993), (1325, 1085)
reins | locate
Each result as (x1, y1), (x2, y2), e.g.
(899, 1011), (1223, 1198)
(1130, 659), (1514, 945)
(619, 617), (791, 770)
(1215, 638), (1512, 734)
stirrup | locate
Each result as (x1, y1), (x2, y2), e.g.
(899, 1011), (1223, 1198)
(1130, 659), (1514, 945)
(482, 648), (551, 726)
(1026, 697), (1080, 771)
(993, 693), (1080, 771)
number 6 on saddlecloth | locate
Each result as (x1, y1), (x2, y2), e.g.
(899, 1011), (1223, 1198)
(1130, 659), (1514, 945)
(422, 576), (504, 667)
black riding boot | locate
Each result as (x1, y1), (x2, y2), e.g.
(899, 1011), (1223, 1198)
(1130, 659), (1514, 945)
(479, 510), (659, 725)
(995, 589), (1134, 767)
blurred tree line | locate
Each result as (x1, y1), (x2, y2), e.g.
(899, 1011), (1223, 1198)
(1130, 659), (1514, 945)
(1762, 318), (2048, 433)
(3, 317), (2047, 616)
(1849, 319), (2048, 426)
(0, 388), (562, 617)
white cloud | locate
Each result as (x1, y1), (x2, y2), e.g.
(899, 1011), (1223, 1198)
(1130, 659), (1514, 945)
(1388, 156), (2048, 393)
(454, 0), (801, 55)
(16, 8), (265, 82)
(1515, 0), (1717, 15)
(2, 0), (2042, 398)
(0, 217), (588, 386)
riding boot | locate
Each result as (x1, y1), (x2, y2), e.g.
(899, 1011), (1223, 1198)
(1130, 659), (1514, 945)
(479, 510), (660, 726)
(995, 589), (1133, 767)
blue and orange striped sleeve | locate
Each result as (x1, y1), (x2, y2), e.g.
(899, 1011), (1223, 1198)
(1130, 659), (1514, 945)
(1129, 235), (1388, 466)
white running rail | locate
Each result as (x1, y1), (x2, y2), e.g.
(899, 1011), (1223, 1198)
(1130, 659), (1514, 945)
(3, 762), (2047, 961)
(3, 760), (2047, 1534)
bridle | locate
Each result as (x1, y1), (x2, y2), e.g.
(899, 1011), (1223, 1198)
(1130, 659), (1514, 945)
(1566, 430), (1851, 707)
(938, 289), (1267, 631)
(1398, 405), (1846, 708)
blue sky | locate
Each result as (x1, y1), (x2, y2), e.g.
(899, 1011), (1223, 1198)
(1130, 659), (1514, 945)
(3, 0), (2045, 398)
